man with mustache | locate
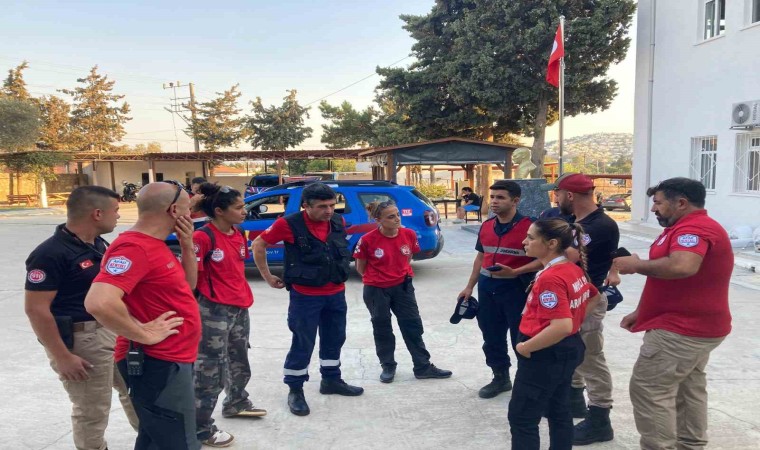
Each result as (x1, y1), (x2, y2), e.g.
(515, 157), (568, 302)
(615, 177), (732, 450)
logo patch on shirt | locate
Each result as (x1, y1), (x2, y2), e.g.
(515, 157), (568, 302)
(167, 261), (176, 269)
(374, 248), (384, 258)
(79, 260), (94, 270)
(193, 243), (200, 254)
(539, 291), (559, 309)
(581, 234), (591, 246)
(211, 249), (224, 262)
(239, 245), (246, 259)
(401, 208), (413, 217)
(105, 256), (132, 275)
(400, 244), (411, 256)
(657, 234), (668, 246)
(677, 234), (699, 248)
(27, 269), (46, 283)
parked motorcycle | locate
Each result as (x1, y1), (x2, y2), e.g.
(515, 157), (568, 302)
(121, 181), (139, 202)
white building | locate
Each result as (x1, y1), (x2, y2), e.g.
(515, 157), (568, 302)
(632, 0), (760, 229)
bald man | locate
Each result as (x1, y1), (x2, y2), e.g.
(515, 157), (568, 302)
(85, 182), (202, 450)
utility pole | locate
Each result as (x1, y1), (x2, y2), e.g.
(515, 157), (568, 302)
(162, 81), (201, 153)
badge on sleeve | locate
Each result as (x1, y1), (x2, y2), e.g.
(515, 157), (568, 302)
(677, 234), (699, 248)
(539, 291), (559, 309)
(27, 269), (46, 283)
(105, 256), (132, 275)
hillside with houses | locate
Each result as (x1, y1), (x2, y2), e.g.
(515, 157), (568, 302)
(544, 133), (633, 174)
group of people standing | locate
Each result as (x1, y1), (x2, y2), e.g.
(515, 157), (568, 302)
(24, 173), (732, 450)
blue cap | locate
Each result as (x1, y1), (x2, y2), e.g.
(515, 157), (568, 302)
(603, 286), (624, 311)
(450, 296), (479, 324)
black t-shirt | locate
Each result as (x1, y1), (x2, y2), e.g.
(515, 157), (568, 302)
(463, 193), (481, 207)
(25, 224), (108, 322)
(571, 208), (620, 288)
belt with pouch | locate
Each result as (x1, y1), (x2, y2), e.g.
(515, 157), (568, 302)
(72, 321), (103, 332)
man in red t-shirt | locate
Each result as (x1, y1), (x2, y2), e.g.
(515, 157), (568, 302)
(252, 182), (363, 417)
(85, 182), (202, 450)
(615, 177), (732, 450)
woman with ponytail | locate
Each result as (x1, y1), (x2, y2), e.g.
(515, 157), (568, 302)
(507, 218), (600, 450)
(192, 183), (266, 448)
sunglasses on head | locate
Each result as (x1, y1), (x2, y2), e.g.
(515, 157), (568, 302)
(162, 181), (182, 213)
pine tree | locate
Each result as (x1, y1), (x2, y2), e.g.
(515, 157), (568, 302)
(1, 61), (31, 101)
(38, 95), (72, 150)
(185, 84), (246, 151)
(61, 66), (131, 152)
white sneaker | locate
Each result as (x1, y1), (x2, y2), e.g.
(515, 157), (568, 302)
(202, 429), (234, 447)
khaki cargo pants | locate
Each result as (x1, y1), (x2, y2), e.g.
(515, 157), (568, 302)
(572, 293), (613, 408)
(46, 324), (139, 450)
(630, 329), (724, 450)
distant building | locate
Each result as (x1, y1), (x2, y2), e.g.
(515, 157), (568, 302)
(633, 0), (760, 229)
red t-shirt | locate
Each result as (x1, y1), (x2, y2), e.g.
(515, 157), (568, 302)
(353, 227), (420, 288)
(94, 231), (201, 363)
(633, 210), (733, 338)
(194, 223), (253, 308)
(520, 263), (598, 338)
(260, 212), (345, 296)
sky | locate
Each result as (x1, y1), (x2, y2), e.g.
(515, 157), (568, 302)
(1, 0), (636, 151)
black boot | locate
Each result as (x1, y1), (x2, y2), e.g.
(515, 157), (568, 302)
(319, 379), (364, 396)
(478, 367), (512, 399)
(570, 386), (588, 418)
(380, 365), (396, 383)
(287, 387), (310, 416)
(573, 405), (614, 445)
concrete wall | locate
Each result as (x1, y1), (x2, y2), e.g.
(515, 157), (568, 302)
(86, 160), (206, 190)
(633, 0), (760, 229)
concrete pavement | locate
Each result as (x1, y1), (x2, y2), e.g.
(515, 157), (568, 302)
(1, 214), (758, 449)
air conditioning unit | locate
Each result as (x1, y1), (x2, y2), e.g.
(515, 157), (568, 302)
(731, 100), (760, 129)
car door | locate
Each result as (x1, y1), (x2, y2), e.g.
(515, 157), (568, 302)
(243, 191), (294, 265)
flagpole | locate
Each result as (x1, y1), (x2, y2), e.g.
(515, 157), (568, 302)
(559, 15), (565, 175)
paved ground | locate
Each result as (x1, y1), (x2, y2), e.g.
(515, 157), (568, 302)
(1, 207), (759, 449)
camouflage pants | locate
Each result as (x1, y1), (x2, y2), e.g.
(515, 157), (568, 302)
(194, 294), (253, 439)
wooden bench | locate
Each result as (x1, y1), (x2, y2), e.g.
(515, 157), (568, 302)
(7, 194), (38, 206)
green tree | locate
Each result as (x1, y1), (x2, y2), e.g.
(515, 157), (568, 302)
(38, 95), (72, 150)
(247, 90), (313, 182)
(0, 97), (39, 151)
(377, 0), (635, 176)
(61, 66), (131, 152)
(319, 97), (418, 148)
(1, 61), (31, 100)
(186, 84), (246, 151)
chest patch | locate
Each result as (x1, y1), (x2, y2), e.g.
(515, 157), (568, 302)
(239, 245), (246, 259)
(193, 243), (200, 254)
(27, 269), (46, 283)
(79, 260), (94, 270)
(677, 234), (699, 248)
(374, 248), (384, 259)
(400, 244), (411, 256)
(581, 234), (591, 246)
(657, 234), (668, 246)
(105, 256), (132, 275)
(539, 291), (559, 309)
(211, 249), (224, 262)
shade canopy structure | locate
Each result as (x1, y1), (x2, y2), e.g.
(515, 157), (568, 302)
(359, 137), (520, 182)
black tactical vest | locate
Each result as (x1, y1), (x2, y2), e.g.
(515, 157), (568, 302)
(283, 212), (351, 288)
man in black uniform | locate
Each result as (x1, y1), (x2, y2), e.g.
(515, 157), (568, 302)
(542, 173), (620, 445)
(456, 186), (482, 220)
(25, 186), (138, 450)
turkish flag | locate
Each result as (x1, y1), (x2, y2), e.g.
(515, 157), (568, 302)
(546, 24), (564, 87)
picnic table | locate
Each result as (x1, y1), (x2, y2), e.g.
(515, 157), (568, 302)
(48, 192), (71, 205)
(6, 194), (39, 206)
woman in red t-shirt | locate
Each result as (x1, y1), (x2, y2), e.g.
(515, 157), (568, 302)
(192, 183), (266, 448)
(507, 218), (600, 450)
(354, 201), (452, 383)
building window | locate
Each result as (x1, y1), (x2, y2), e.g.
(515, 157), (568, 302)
(690, 136), (718, 190)
(704, 0), (726, 39)
(734, 134), (760, 193)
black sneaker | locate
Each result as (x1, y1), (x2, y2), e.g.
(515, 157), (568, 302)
(414, 364), (453, 379)
(319, 379), (364, 396)
(380, 366), (396, 383)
